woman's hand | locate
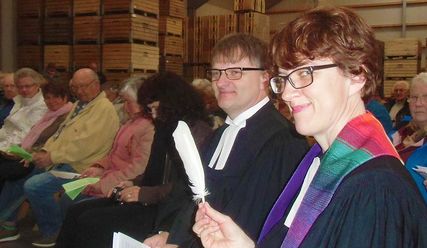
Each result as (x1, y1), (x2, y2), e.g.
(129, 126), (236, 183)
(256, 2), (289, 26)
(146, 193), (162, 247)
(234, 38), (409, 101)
(193, 202), (255, 248)
(106, 181), (134, 198)
(119, 186), (140, 203)
(80, 166), (104, 178)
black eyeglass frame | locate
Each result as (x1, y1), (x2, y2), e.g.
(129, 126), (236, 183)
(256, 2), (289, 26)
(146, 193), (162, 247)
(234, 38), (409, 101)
(269, 64), (338, 93)
(206, 67), (265, 81)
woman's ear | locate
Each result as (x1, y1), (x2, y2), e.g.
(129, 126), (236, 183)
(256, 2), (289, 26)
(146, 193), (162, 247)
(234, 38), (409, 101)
(349, 73), (366, 96)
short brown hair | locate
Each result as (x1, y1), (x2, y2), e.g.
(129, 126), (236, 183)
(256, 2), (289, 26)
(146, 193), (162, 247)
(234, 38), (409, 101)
(211, 33), (269, 68)
(271, 7), (381, 98)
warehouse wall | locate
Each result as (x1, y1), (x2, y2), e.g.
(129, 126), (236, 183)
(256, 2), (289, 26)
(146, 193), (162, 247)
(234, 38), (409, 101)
(1, 0), (16, 71)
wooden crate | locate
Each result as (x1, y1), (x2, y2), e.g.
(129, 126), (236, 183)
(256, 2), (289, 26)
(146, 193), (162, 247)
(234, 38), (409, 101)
(74, 0), (101, 16)
(183, 64), (208, 83)
(198, 16), (214, 64)
(160, 56), (183, 75)
(45, 0), (72, 17)
(102, 14), (159, 44)
(160, 0), (185, 19)
(159, 16), (183, 36)
(44, 17), (72, 44)
(17, 18), (42, 44)
(73, 44), (101, 70)
(384, 38), (421, 58)
(44, 45), (72, 71)
(384, 59), (420, 78)
(17, 0), (43, 18)
(17, 45), (43, 71)
(234, 0), (265, 13)
(74, 16), (101, 43)
(104, 71), (154, 86)
(215, 14), (237, 41)
(103, 0), (159, 16)
(102, 43), (159, 72)
(159, 35), (184, 57)
(238, 12), (270, 43)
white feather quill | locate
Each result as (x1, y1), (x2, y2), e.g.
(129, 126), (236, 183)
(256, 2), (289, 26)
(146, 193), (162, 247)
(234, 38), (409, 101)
(173, 121), (209, 202)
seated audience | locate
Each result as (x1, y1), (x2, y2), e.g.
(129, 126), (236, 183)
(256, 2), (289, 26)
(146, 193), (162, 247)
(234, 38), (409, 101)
(56, 72), (213, 248)
(0, 68), (119, 247)
(193, 7), (427, 248)
(0, 83), (72, 240)
(0, 68), (48, 152)
(385, 80), (411, 129)
(392, 72), (427, 203)
(60, 77), (154, 204)
(0, 73), (18, 127)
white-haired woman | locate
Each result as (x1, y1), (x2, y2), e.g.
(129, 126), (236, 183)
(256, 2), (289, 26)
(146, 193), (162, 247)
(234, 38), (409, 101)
(392, 72), (427, 203)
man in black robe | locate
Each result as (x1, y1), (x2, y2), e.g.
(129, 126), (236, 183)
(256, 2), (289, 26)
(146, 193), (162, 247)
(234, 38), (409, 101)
(144, 33), (308, 247)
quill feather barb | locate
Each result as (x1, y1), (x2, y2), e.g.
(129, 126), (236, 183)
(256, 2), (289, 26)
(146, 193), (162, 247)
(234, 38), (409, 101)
(173, 121), (208, 202)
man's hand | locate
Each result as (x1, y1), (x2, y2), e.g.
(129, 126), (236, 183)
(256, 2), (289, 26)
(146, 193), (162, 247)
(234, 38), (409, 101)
(32, 150), (53, 168)
(143, 232), (170, 248)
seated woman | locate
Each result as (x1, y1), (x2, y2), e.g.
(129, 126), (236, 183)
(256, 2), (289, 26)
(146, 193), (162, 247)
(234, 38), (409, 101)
(61, 77), (155, 204)
(0, 82), (72, 242)
(392, 72), (427, 203)
(55, 72), (213, 248)
(193, 7), (427, 248)
(0, 68), (47, 152)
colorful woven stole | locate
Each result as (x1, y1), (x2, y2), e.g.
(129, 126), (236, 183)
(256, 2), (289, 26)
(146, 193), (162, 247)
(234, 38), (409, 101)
(258, 113), (400, 247)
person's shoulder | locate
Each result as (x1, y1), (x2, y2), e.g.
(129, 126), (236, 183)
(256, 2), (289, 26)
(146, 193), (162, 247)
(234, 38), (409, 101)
(338, 156), (423, 202)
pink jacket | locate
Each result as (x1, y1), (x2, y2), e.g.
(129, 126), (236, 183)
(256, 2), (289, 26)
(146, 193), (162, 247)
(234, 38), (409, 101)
(87, 117), (155, 196)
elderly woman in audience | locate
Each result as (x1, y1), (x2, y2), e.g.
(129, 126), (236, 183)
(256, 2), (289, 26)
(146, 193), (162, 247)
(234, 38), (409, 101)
(193, 7), (426, 248)
(56, 72), (213, 248)
(0, 73), (18, 127)
(0, 82), (72, 242)
(0, 68), (47, 152)
(102, 81), (127, 124)
(392, 72), (427, 203)
(192, 78), (225, 129)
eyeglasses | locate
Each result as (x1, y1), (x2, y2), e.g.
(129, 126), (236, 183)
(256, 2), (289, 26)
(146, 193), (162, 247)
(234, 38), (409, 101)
(269, 64), (338, 93)
(206, 67), (265, 81)
(70, 79), (96, 92)
(408, 94), (427, 104)
(16, 83), (36, 90)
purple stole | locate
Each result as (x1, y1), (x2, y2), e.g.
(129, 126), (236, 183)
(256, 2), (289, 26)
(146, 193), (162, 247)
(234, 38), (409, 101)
(258, 113), (400, 247)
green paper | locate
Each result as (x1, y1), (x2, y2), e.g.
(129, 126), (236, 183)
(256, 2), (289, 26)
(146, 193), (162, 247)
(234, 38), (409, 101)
(62, 177), (99, 200)
(7, 145), (32, 161)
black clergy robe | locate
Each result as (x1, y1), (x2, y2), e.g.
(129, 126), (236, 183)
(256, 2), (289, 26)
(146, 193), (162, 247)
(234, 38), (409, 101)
(166, 101), (309, 247)
(258, 156), (427, 248)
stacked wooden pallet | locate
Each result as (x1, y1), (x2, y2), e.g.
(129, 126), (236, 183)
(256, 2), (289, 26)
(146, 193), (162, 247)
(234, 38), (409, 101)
(101, 0), (160, 84)
(16, 0), (43, 71)
(44, 0), (73, 77)
(158, 0), (185, 76)
(383, 38), (421, 97)
(183, 0), (267, 82)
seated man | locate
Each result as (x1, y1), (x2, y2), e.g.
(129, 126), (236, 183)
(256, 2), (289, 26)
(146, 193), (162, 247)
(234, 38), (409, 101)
(144, 33), (308, 248)
(0, 68), (119, 247)
(0, 73), (18, 127)
(385, 80), (411, 129)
